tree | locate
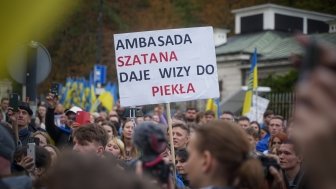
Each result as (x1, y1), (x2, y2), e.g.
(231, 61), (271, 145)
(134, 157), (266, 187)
(260, 70), (298, 92)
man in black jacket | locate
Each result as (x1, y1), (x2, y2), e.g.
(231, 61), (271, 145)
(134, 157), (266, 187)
(45, 94), (82, 148)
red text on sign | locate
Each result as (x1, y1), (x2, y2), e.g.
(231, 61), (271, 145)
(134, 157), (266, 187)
(117, 51), (178, 67)
(152, 83), (195, 97)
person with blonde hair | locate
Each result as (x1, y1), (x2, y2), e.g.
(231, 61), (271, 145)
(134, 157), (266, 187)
(105, 138), (126, 160)
(32, 131), (55, 146)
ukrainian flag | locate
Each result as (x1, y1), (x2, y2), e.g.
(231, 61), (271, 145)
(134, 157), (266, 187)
(242, 48), (258, 115)
(205, 98), (221, 118)
(98, 82), (118, 112)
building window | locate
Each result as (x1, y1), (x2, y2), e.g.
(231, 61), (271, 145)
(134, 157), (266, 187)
(308, 19), (329, 34)
(241, 14), (263, 34)
(275, 13), (303, 33)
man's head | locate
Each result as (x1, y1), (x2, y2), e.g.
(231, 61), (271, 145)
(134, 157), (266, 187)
(38, 104), (47, 118)
(185, 107), (197, 122)
(65, 106), (83, 128)
(263, 110), (274, 126)
(1, 97), (9, 112)
(172, 123), (190, 150)
(269, 115), (284, 136)
(238, 116), (250, 129)
(220, 111), (235, 122)
(278, 140), (302, 171)
(245, 127), (259, 151)
(204, 110), (215, 123)
(0, 124), (15, 176)
(73, 124), (109, 156)
(17, 102), (33, 128)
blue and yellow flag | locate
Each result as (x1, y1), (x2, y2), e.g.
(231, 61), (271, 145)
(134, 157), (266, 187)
(98, 82), (118, 112)
(206, 98), (221, 118)
(242, 48), (258, 115)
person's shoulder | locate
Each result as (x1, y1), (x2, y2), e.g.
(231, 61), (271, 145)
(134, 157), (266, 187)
(1, 175), (32, 189)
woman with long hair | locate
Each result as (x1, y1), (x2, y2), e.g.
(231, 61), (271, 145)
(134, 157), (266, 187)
(121, 119), (138, 161)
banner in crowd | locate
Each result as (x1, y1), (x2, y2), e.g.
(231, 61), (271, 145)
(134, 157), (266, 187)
(246, 95), (269, 123)
(114, 27), (219, 107)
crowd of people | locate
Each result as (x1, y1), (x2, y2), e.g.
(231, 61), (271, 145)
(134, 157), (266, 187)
(0, 36), (335, 189)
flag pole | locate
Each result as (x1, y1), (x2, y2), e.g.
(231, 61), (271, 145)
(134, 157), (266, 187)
(166, 103), (176, 184)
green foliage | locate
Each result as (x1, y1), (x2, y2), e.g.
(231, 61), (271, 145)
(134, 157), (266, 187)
(260, 70), (299, 92)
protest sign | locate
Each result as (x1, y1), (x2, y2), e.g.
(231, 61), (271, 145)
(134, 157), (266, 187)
(246, 95), (270, 123)
(114, 27), (219, 107)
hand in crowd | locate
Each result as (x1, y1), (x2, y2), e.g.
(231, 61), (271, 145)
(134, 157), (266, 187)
(17, 156), (35, 173)
(45, 93), (58, 109)
(269, 166), (286, 189)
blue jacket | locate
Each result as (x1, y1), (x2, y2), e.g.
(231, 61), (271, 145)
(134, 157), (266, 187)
(256, 133), (270, 152)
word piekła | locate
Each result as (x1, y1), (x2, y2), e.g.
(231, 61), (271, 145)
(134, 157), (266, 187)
(152, 83), (195, 97)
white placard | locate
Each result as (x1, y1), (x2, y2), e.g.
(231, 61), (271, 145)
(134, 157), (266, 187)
(247, 95), (270, 123)
(114, 27), (219, 107)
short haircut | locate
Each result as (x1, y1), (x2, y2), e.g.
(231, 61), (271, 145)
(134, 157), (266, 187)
(1, 97), (9, 103)
(270, 115), (284, 124)
(245, 127), (259, 140)
(204, 110), (215, 117)
(186, 107), (198, 112)
(282, 139), (301, 156)
(172, 122), (190, 134)
(263, 110), (274, 118)
(176, 148), (189, 161)
(73, 124), (109, 148)
(222, 111), (234, 117)
(238, 116), (250, 122)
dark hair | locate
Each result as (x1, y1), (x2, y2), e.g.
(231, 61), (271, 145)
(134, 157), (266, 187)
(14, 146), (51, 169)
(204, 110), (215, 117)
(101, 121), (118, 137)
(1, 97), (9, 103)
(35, 146), (52, 169)
(238, 116), (250, 122)
(43, 144), (60, 156)
(250, 121), (261, 136)
(186, 107), (198, 112)
(73, 124), (109, 148)
(176, 148), (189, 161)
(245, 127), (259, 140)
(270, 115), (284, 125)
(263, 110), (274, 118)
(195, 112), (204, 123)
(222, 111), (234, 117)
(282, 139), (300, 155)
(194, 121), (265, 189)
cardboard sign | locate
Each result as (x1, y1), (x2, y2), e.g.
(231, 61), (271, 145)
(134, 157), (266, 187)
(114, 27), (219, 107)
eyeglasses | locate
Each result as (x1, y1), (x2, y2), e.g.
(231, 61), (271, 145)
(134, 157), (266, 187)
(272, 141), (282, 145)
